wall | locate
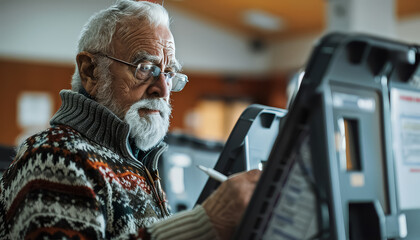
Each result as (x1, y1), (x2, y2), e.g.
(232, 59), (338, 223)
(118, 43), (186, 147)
(1, 0), (419, 146)
(0, 0), (114, 63)
(168, 6), (270, 74)
(397, 15), (420, 44)
(1, 1), (419, 73)
(0, 0), (269, 74)
(0, 59), (73, 145)
(270, 15), (420, 73)
(0, 0), (287, 146)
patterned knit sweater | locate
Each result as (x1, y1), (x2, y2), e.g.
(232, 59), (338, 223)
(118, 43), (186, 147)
(0, 90), (216, 240)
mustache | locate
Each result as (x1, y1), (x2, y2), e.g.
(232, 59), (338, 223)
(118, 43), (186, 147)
(130, 98), (172, 116)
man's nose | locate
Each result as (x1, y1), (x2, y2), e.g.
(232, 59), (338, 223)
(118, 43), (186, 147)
(146, 73), (171, 99)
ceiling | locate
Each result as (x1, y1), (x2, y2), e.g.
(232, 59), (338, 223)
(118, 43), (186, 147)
(166, 0), (420, 41)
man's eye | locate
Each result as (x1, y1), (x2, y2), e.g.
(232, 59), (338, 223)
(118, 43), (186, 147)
(139, 65), (152, 71)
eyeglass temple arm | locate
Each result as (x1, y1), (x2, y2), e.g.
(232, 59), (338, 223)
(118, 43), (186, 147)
(102, 54), (138, 68)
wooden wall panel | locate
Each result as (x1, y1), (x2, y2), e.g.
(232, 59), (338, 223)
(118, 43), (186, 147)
(0, 59), (74, 146)
(170, 72), (288, 138)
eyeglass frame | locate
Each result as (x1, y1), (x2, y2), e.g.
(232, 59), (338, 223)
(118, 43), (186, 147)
(97, 53), (188, 92)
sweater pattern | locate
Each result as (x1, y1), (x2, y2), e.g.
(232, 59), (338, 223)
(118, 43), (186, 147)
(0, 90), (169, 240)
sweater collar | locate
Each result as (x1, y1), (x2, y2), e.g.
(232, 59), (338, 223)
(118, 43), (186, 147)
(50, 90), (136, 160)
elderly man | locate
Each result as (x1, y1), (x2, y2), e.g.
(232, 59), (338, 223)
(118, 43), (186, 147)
(0, 0), (260, 239)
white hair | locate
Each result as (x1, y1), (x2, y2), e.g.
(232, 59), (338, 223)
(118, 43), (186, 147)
(71, 0), (170, 92)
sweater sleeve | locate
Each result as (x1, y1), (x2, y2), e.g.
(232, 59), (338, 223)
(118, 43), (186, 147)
(147, 205), (218, 240)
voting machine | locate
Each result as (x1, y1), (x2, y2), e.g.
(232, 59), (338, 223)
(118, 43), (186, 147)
(234, 33), (420, 240)
(196, 104), (287, 204)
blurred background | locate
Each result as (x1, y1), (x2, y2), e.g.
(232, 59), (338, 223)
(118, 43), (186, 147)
(1, 0), (420, 211)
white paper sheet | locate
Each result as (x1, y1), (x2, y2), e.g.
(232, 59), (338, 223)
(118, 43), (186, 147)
(391, 88), (420, 210)
(263, 137), (318, 240)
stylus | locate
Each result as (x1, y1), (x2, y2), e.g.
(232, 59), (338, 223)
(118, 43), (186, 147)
(196, 165), (228, 182)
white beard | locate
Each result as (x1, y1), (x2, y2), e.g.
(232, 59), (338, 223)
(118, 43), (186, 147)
(124, 98), (172, 151)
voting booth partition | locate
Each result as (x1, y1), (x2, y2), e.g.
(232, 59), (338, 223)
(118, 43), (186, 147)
(233, 33), (420, 240)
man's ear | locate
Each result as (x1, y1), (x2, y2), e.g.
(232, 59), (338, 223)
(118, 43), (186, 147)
(76, 51), (99, 97)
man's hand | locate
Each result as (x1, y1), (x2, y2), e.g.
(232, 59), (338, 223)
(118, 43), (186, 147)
(202, 169), (262, 240)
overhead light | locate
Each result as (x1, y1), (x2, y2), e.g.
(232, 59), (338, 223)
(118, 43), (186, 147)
(242, 9), (285, 32)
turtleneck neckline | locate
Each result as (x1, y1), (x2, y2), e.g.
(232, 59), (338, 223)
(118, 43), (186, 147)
(50, 90), (134, 160)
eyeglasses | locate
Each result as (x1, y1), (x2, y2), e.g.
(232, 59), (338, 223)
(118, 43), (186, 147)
(101, 54), (188, 92)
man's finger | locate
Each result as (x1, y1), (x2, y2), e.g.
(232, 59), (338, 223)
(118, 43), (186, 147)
(230, 169), (262, 182)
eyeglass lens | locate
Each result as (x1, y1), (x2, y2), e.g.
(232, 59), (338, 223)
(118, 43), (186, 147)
(135, 64), (187, 92)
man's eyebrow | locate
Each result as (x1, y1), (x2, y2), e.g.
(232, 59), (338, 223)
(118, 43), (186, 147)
(170, 59), (182, 72)
(133, 51), (182, 72)
(132, 51), (159, 64)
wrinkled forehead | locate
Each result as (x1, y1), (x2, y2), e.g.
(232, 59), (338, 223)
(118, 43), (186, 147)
(112, 17), (175, 56)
